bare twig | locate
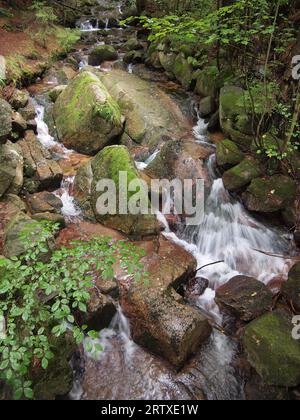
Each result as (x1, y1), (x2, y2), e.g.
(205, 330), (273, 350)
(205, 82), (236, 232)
(252, 247), (299, 260)
(196, 260), (225, 274)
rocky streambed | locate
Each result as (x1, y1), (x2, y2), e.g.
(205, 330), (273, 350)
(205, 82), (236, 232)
(1, 0), (300, 401)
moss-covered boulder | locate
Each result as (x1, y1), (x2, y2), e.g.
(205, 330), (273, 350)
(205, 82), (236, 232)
(88, 45), (118, 66)
(194, 66), (227, 98)
(172, 54), (194, 90)
(9, 89), (29, 110)
(282, 262), (300, 312)
(216, 276), (273, 321)
(219, 85), (254, 150)
(243, 176), (296, 213)
(75, 145), (160, 238)
(242, 310), (300, 387)
(0, 98), (12, 143)
(124, 37), (144, 51)
(199, 96), (216, 118)
(53, 71), (124, 155)
(222, 158), (262, 192)
(0, 142), (23, 198)
(97, 69), (191, 150)
(158, 52), (177, 76)
(216, 139), (244, 170)
(123, 50), (144, 65)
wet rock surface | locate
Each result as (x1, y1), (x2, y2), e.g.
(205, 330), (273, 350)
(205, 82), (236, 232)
(216, 276), (273, 322)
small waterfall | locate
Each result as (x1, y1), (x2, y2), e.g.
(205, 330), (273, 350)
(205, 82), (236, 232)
(54, 177), (82, 219)
(104, 18), (109, 31)
(111, 306), (137, 364)
(127, 63), (134, 74)
(135, 149), (160, 171)
(35, 104), (60, 150)
(80, 19), (99, 32)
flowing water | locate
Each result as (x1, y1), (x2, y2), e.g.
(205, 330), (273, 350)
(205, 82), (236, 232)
(30, 13), (297, 399)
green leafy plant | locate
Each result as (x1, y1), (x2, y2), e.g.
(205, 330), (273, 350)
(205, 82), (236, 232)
(55, 28), (81, 54)
(0, 222), (147, 400)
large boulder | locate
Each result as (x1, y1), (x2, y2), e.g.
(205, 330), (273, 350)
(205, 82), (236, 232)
(242, 310), (300, 387)
(26, 191), (63, 214)
(222, 157), (262, 192)
(146, 139), (212, 183)
(0, 142), (23, 198)
(18, 131), (63, 193)
(243, 176), (297, 213)
(172, 54), (194, 90)
(0, 98), (12, 142)
(96, 69), (192, 150)
(74, 145), (160, 238)
(53, 71), (124, 155)
(216, 276), (273, 322)
(282, 262), (300, 312)
(0, 194), (26, 254)
(219, 86), (254, 150)
(216, 139), (244, 170)
(120, 236), (212, 368)
(194, 66), (228, 98)
(88, 45), (118, 66)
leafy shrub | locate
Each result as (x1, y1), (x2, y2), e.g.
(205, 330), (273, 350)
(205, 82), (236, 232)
(0, 221), (147, 399)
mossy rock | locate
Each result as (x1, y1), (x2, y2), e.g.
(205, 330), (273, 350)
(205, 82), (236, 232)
(53, 71), (124, 155)
(158, 52), (177, 76)
(243, 175), (297, 213)
(222, 158), (262, 192)
(216, 139), (244, 170)
(124, 37), (144, 51)
(32, 334), (76, 400)
(88, 45), (118, 66)
(172, 54), (194, 90)
(0, 98), (12, 142)
(219, 85), (254, 150)
(86, 145), (160, 238)
(282, 262), (300, 312)
(0, 141), (23, 198)
(242, 310), (300, 387)
(48, 85), (67, 103)
(194, 66), (228, 98)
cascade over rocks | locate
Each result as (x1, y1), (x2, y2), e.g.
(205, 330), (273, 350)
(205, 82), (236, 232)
(53, 71), (124, 155)
(282, 262), (300, 312)
(74, 145), (160, 238)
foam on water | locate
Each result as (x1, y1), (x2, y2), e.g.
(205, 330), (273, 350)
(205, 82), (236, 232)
(54, 177), (82, 218)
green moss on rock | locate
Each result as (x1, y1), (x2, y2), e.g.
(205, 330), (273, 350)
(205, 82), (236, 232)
(88, 45), (118, 66)
(222, 158), (262, 192)
(243, 175), (297, 213)
(53, 71), (124, 155)
(216, 139), (244, 170)
(242, 310), (300, 387)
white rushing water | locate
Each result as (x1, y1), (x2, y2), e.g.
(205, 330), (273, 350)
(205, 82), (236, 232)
(54, 177), (82, 218)
(135, 149), (160, 171)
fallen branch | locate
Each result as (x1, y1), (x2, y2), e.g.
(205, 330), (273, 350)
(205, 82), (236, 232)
(196, 260), (224, 274)
(252, 248), (300, 260)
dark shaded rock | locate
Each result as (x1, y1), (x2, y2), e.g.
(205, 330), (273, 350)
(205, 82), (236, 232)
(32, 212), (66, 227)
(243, 176), (297, 213)
(9, 89), (29, 110)
(216, 139), (244, 170)
(207, 110), (220, 132)
(216, 276), (273, 321)
(27, 191), (63, 214)
(18, 98), (36, 121)
(76, 289), (116, 332)
(88, 45), (118, 66)
(242, 310), (300, 387)
(282, 262), (300, 312)
(123, 50), (144, 64)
